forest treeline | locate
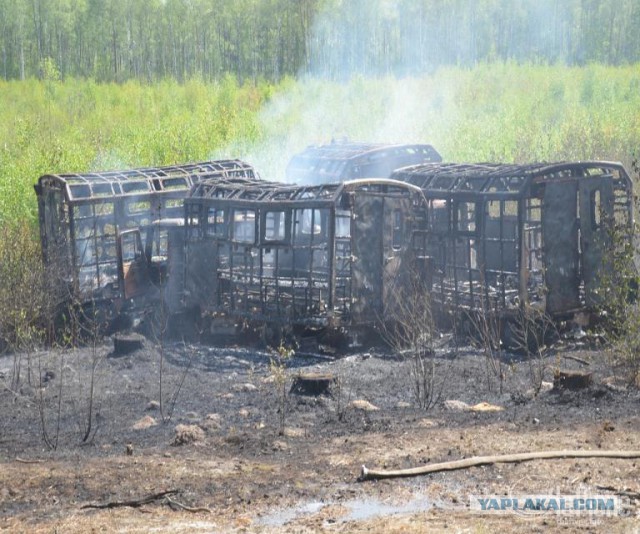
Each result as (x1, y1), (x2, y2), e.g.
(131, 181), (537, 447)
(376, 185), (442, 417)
(1, 0), (639, 83)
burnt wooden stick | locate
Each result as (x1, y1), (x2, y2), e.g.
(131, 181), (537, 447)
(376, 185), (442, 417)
(165, 496), (212, 513)
(562, 354), (591, 366)
(81, 489), (179, 509)
(360, 450), (640, 481)
(595, 485), (640, 501)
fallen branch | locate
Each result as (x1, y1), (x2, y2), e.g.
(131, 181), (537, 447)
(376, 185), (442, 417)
(596, 485), (640, 501)
(81, 490), (178, 509)
(15, 457), (45, 464)
(360, 450), (640, 481)
(562, 354), (590, 366)
(165, 496), (212, 513)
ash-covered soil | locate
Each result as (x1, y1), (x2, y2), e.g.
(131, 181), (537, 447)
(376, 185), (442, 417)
(1, 334), (640, 533)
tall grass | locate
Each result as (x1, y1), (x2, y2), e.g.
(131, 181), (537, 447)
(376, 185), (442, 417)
(0, 75), (268, 228)
(1, 63), (638, 229)
(440, 63), (640, 166)
(0, 222), (48, 350)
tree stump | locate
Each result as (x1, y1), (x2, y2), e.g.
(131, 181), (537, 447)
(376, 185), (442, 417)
(290, 372), (336, 396)
(553, 369), (592, 390)
(297, 337), (319, 354)
(112, 333), (145, 356)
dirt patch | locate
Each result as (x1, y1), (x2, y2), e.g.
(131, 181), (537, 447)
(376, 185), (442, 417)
(1, 337), (640, 532)
(132, 415), (158, 430)
(172, 424), (205, 446)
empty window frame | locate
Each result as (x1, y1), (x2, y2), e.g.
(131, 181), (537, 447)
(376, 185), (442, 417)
(125, 199), (151, 214)
(206, 207), (227, 237)
(186, 205), (201, 239)
(591, 189), (601, 228)
(456, 201), (477, 234)
(484, 199), (519, 261)
(335, 210), (351, 238)
(121, 231), (143, 262)
(232, 209), (256, 243)
(148, 229), (169, 259)
(523, 197), (543, 275)
(293, 209), (327, 241)
(264, 210), (287, 242)
(392, 209), (404, 249)
(428, 199), (450, 234)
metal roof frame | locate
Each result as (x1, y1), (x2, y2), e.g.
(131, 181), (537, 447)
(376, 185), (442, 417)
(36, 160), (258, 202)
(393, 161), (632, 198)
(187, 177), (422, 208)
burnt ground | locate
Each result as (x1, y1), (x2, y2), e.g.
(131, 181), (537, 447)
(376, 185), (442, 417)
(1, 333), (640, 533)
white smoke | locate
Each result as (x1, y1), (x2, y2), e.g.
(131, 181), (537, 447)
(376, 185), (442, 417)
(213, 0), (573, 181)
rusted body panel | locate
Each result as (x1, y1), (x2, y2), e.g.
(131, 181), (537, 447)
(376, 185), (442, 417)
(183, 178), (425, 328)
(392, 161), (634, 321)
(286, 141), (442, 184)
(34, 160), (258, 317)
(542, 180), (580, 313)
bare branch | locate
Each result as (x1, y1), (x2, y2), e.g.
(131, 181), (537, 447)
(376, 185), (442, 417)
(165, 496), (212, 513)
(81, 490), (179, 509)
(361, 450), (640, 481)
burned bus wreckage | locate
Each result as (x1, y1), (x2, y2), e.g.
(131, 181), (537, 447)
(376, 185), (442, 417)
(181, 178), (426, 336)
(34, 160), (259, 328)
(178, 160), (634, 342)
(35, 154), (635, 345)
(392, 161), (635, 332)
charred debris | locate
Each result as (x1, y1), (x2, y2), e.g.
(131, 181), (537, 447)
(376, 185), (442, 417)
(34, 142), (635, 348)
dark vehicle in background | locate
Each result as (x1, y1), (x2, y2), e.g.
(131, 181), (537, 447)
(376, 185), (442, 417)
(34, 160), (258, 327)
(286, 141), (442, 184)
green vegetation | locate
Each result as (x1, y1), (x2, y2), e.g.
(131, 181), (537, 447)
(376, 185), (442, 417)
(2, 63), (639, 230)
(0, 74), (269, 227)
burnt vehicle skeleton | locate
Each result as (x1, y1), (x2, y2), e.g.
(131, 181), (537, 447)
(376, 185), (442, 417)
(392, 161), (634, 329)
(34, 160), (258, 325)
(286, 141), (442, 184)
(180, 178), (427, 334)
(34, 155), (635, 345)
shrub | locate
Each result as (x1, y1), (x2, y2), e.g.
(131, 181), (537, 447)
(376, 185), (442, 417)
(0, 223), (49, 351)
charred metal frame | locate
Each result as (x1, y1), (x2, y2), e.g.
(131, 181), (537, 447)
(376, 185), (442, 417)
(286, 141), (442, 184)
(34, 160), (258, 309)
(183, 178), (425, 328)
(34, 154), (635, 341)
(393, 161), (634, 320)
